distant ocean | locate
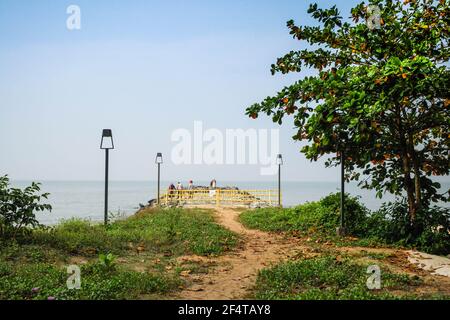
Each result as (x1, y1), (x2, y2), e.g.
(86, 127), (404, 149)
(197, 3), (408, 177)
(10, 180), (450, 225)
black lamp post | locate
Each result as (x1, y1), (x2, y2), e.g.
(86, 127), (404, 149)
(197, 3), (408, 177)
(337, 151), (346, 236)
(276, 154), (283, 207)
(155, 153), (163, 205)
(100, 129), (114, 226)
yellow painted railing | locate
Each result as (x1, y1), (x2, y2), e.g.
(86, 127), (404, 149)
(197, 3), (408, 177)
(160, 189), (280, 207)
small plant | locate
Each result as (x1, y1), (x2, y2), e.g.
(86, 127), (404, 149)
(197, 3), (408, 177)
(0, 175), (52, 239)
(108, 208), (127, 223)
(98, 253), (116, 269)
(166, 210), (181, 243)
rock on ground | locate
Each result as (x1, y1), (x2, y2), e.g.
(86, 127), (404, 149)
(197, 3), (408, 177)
(407, 250), (450, 277)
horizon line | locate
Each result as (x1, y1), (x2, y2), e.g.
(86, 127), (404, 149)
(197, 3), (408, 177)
(9, 179), (342, 183)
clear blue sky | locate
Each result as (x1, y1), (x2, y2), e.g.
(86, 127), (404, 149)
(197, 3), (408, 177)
(0, 0), (361, 182)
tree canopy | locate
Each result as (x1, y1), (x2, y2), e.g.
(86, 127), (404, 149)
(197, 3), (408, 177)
(246, 0), (450, 223)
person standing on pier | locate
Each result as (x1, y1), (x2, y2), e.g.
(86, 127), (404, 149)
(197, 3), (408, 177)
(188, 180), (194, 199)
(176, 182), (183, 199)
(168, 183), (175, 200)
(210, 179), (217, 189)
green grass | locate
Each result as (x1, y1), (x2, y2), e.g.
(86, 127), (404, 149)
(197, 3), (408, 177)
(242, 197), (449, 300)
(240, 193), (370, 237)
(253, 255), (443, 300)
(240, 202), (328, 233)
(240, 194), (450, 255)
(32, 207), (238, 256)
(0, 207), (238, 300)
(0, 259), (179, 300)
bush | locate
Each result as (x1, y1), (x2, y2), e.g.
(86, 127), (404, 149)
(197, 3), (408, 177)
(240, 193), (370, 236)
(367, 202), (450, 255)
(318, 193), (370, 236)
(0, 175), (52, 239)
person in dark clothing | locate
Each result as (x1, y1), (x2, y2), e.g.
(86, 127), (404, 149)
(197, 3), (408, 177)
(168, 183), (175, 200)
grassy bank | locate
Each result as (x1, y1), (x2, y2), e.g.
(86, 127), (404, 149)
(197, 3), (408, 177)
(253, 254), (448, 300)
(0, 207), (238, 300)
(240, 195), (450, 300)
(240, 193), (450, 255)
(32, 207), (237, 256)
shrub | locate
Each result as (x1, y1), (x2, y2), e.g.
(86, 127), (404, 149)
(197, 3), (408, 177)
(0, 175), (52, 239)
(289, 202), (331, 232)
(240, 193), (370, 236)
(319, 193), (370, 236)
(367, 202), (450, 255)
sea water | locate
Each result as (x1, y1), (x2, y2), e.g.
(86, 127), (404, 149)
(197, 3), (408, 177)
(9, 180), (450, 225)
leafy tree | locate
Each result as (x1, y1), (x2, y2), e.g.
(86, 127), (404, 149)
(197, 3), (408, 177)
(246, 0), (450, 225)
(0, 175), (52, 239)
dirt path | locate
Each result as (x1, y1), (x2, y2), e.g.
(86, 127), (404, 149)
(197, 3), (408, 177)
(171, 207), (311, 300)
(170, 207), (450, 300)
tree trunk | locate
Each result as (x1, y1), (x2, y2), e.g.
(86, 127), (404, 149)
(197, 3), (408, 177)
(402, 155), (417, 223)
(396, 105), (417, 224)
(409, 140), (423, 236)
(411, 150), (422, 211)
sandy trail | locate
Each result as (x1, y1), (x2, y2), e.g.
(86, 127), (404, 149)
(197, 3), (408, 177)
(171, 207), (310, 300)
(170, 207), (450, 300)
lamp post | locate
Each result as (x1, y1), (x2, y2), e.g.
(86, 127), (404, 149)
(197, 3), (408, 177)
(337, 150), (346, 236)
(276, 154), (283, 207)
(100, 129), (114, 226)
(155, 153), (163, 205)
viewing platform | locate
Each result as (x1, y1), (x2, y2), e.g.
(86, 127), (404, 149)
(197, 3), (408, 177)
(154, 188), (280, 208)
